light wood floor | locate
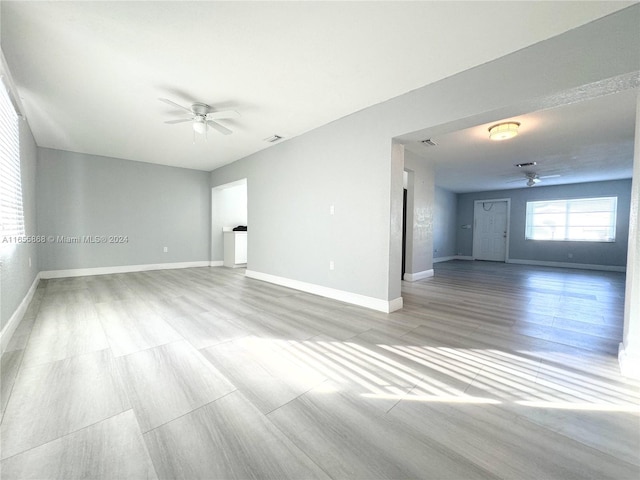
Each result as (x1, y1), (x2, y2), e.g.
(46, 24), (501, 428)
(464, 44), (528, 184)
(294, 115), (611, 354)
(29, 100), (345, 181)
(1, 261), (639, 479)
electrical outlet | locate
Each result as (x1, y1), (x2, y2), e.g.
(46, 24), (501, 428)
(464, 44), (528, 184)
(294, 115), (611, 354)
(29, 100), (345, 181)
(329, 205), (335, 215)
(329, 260), (335, 270)
(163, 247), (168, 253)
(568, 253), (573, 259)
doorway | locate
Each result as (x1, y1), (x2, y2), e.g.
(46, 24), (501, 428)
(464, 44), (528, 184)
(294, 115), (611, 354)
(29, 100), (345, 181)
(211, 179), (248, 265)
(472, 199), (510, 261)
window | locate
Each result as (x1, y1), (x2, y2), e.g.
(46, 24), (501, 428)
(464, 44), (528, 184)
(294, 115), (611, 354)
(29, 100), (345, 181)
(0, 77), (24, 237)
(525, 197), (617, 242)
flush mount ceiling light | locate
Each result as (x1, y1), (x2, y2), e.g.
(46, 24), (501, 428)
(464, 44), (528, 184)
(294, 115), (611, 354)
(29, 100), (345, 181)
(488, 122), (520, 141)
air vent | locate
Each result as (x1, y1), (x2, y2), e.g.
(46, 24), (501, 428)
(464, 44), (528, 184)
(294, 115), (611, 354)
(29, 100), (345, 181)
(264, 135), (283, 143)
(421, 139), (437, 147)
(515, 162), (536, 168)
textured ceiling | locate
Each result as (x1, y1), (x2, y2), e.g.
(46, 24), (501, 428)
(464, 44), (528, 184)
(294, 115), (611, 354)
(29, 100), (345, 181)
(2, 0), (635, 180)
(405, 88), (638, 193)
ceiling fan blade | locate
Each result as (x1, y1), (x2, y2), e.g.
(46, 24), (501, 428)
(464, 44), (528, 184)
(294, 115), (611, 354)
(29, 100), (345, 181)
(165, 118), (193, 124)
(207, 121), (232, 135)
(159, 98), (193, 113)
(206, 110), (240, 120)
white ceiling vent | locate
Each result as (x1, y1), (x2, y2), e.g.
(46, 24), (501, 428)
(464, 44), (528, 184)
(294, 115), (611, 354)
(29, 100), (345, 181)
(421, 139), (437, 146)
(264, 135), (283, 143)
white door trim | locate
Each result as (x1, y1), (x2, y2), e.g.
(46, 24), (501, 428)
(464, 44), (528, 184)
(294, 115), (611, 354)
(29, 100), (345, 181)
(472, 198), (511, 262)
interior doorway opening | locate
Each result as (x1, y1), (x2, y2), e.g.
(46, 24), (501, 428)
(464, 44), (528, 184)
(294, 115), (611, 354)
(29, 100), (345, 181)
(211, 178), (248, 266)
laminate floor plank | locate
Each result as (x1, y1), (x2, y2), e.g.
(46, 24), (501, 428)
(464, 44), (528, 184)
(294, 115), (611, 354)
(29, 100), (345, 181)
(267, 385), (500, 479)
(282, 334), (436, 415)
(97, 299), (183, 357)
(0, 410), (158, 480)
(385, 399), (638, 480)
(85, 278), (138, 303)
(117, 340), (236, 432)
(280, 308), (373, 341)
(224, 291), (295, 316)
(270, 292), (346, 313)
(177, 288), (243, 311)
(235, 309), (323, 340)
(200, 337), (326, 414)
(144, 390), (330, 480)
(351, 335), (486, 398)
(38, 288), (94, 308)
(170, 311), (249, 349)
(21, 303), (109, 368)
(179, 290), (265, 318)
(0, 349), (129, 459)
(497, 405), (640, 466)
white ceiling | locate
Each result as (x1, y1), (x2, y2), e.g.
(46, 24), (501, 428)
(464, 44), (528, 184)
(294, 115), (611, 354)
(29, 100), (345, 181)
(405, 88), (638, 193)
(1, 1), (636, 189)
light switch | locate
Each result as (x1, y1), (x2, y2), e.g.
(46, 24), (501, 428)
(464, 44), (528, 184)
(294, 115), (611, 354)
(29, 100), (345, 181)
(329, 205), (335, 215)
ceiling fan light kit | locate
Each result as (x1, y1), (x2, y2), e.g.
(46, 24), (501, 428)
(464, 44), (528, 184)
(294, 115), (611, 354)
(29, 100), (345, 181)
(193, 117), (206, 134)
(489, 122), (520, 141)
(506, 171), (561, 187)
(160, 98), (239, 140)
(526, 177), (541, 187)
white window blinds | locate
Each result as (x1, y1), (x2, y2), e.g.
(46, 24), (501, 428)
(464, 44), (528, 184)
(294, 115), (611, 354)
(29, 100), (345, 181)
(0, 77), (24, 237)
(525, 197), (617, 242)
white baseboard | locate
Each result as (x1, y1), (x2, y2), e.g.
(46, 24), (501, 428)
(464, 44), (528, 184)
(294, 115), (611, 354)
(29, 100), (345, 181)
(40, 261), (211, 279)
(507, 258), (625, 272)
(388, 296), (404, 312)
(619, 342), (640, 379)
(1, 272), (41, 354)
(245, 269), (403, 313)
(404, 269), (434, 282)
(455, 256), (474, 261)
(210, 260), (224, 267)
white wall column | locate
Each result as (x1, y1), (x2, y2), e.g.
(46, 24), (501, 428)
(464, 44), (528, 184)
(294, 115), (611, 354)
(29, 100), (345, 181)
(619, 92), (640, 379)
(402, 151), (435, 282)
(387, 143), (405, 309)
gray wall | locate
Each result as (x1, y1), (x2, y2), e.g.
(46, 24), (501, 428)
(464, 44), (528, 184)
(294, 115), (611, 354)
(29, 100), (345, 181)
(434, 186), (457, 260)
(211, 124), (395, 300)
(37, 148), (211, 271)
(211, 7), (639, 302)
(1, 118), (39, 331)
(456, 179), (632, 267)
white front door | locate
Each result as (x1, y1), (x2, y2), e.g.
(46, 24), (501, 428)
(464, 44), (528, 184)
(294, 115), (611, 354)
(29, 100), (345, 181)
(473, 200), (509, 261)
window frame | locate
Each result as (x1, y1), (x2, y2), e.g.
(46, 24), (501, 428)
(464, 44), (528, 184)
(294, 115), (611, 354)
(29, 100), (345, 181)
(524, 196), (618, 243)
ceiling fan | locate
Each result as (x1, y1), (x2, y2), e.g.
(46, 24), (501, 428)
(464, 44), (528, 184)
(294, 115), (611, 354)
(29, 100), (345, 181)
(159, 98), (239, 136)
(508, 171), (561, 187)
